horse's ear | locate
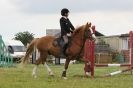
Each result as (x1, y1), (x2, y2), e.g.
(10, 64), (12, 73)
(86, 22), (91, 27)
(88, 22), (91, 27)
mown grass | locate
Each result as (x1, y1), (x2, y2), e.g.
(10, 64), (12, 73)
(0, 63), (133, 88)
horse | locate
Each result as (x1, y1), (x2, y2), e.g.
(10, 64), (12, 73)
(21, 22), (96, 79)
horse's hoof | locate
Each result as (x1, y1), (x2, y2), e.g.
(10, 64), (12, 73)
(32, 75), (37, 78)
(34, 76), (37, 79)
(32, 75), (37, 79)
(85, 72), (89, 76)
(32, 73), (37, 78)
(49, 72), (54, 77)
(62, 77), (67, 80)
(84, 72), (90, 78)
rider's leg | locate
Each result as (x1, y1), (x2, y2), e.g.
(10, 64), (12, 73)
(60, 35), (68, 57)
(62, 35), (68, 54)
(63, 35), (68, 44)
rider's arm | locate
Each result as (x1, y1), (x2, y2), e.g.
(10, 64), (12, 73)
(68, 19), (75, 33)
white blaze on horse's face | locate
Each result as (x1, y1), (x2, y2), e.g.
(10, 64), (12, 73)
(89, 27), (96, 40)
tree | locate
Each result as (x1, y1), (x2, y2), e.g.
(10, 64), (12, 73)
(14, 31), (34, 46)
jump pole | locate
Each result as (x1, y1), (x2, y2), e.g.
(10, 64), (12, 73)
(105, 67), (133, 77)
(95, 64), (131, 67)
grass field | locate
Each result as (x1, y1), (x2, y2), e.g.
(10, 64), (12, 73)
(0, 63), (133, 88)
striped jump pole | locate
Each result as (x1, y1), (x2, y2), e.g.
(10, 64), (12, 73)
(105, 67), (133, 77)
(96, 64), (131, 67)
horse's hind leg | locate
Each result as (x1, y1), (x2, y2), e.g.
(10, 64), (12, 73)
(32, 57), (42, 78)
(32, 51), (54, 78)
(44, 62), (54, 76)
(41, 53), (53, 76)
(32, 51), (45, 78)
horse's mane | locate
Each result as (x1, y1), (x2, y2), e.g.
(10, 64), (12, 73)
(72, 25), (85, 37)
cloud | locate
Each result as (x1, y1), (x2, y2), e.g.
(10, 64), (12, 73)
(9, 0), (133, 14)
(0, 0), (17, 14)
(70, 11), (133, 36)
(0, 0), (133, 40)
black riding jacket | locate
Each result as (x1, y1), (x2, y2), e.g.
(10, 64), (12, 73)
(60, 17), (75, 36)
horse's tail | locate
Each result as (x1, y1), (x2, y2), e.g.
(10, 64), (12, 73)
(20, 38), (38, 64)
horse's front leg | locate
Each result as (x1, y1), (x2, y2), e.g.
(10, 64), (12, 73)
(84, 62), (91, 77)
(62, 58), (70, 79)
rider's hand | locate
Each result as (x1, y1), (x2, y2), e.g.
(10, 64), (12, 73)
(70, 30), (73, 33)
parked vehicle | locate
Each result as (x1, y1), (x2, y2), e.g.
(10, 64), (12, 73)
(4, 40), (26, 63)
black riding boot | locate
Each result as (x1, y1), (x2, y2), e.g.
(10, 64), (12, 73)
(63, 44), (68, 55)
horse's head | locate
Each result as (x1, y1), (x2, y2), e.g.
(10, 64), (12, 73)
(72, 22), (96, 43)
(82, 22), (96, 41)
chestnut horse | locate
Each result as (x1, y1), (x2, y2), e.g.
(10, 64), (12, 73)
(21, 22), (96, 79)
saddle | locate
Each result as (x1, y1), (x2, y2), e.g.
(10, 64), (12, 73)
(53, 37), (64, 47)
(53, 36), (71, 57)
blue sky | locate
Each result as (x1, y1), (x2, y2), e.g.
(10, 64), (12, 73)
(0, 0), (133, 40)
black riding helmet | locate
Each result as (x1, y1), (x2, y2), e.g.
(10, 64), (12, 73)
(61, 8), (69, 16)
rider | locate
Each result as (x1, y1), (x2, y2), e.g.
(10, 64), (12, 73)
(60, 8), (75, 55)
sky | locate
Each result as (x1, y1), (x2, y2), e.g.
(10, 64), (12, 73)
(0, 0), (133, 40)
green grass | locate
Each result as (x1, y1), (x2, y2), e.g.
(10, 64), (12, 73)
(0, 63), (133, 88)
